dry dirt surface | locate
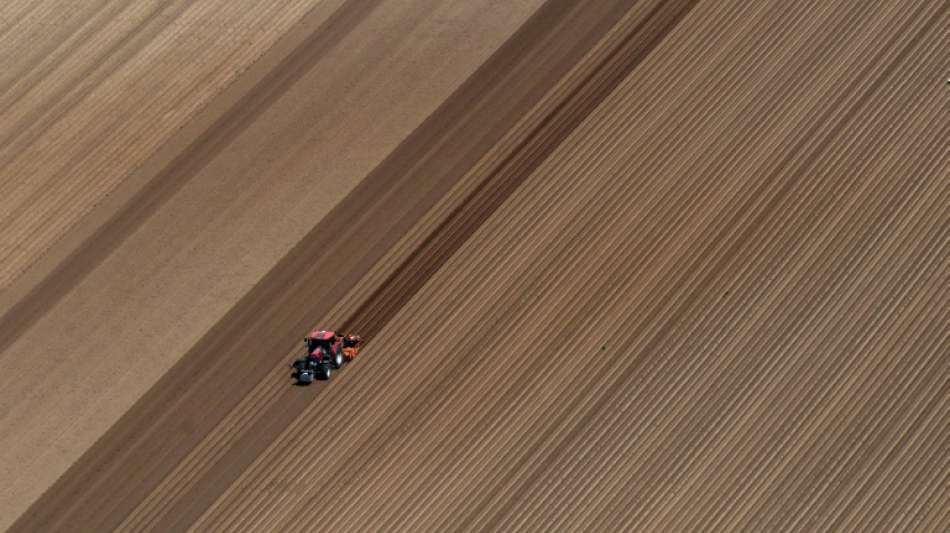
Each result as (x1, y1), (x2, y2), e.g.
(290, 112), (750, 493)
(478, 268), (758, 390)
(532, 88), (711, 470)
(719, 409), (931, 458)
(2, 0), (948, 531)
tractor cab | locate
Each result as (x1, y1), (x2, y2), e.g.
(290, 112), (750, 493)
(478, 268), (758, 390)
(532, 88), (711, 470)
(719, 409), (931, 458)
(305, 330), (339, 357)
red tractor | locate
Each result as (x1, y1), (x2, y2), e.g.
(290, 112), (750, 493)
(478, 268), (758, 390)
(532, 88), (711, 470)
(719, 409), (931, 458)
(291, 329), (363, 383)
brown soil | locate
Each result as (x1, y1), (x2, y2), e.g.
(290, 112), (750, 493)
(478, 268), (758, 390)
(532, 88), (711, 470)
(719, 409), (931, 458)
(2, 0), (947, 531)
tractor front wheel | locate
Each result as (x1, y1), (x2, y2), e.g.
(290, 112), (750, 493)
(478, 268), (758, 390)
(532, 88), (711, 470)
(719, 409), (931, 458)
(332, 353), (344, 369)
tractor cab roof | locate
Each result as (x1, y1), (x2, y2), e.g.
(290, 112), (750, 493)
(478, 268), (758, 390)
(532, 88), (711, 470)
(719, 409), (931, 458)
(308, 329), (338, 341)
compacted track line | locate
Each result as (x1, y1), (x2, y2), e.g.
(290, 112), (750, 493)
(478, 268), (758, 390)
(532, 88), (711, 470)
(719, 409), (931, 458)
(0, 0), (379, 353)
(188, 1), (946, 530)
(120, 1), (700, 530)
(8, 1), (946, 531)
(343, 0), (699, 337)
(186, 2), (704, 523)
(8, 1), (649, 531)
(0, 0), (325, 295)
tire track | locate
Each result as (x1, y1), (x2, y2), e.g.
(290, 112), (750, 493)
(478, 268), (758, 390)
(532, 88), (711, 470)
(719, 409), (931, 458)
(0, 0), (381, 356)
(691, 138), (950, 527)
(0, 0), (114, 102)
(456, 1), (943, 529)
(8, 0), (947, 530)
(202, 1), (947, 529)
(0, 2), (43, 45)
(660, 17), (950, 527)
(748, 42), (948, 532)
(119, 1), (666, 529)
(342, 0), (697, 339)
(3, 1), (388, 530)
(7, 1), (633, 530)
(201, 1), (699, 529)
(198, 3), (749, 529)
(231, 0), (878, 528)
(572, 3), (864, 527)
(0, 1), (183, 156)
(704, 184), (946, 532)
(0, 0), (323, 291)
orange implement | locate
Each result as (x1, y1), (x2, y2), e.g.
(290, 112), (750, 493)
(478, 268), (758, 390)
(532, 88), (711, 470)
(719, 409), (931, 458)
(341, 334), (363, 361)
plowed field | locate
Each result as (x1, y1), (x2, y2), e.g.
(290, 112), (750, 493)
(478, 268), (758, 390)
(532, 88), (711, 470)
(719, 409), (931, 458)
(2, 1), (947, 531)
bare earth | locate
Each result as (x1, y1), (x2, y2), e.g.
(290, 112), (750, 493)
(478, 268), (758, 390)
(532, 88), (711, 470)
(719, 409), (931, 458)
(2, 0), (947, 532)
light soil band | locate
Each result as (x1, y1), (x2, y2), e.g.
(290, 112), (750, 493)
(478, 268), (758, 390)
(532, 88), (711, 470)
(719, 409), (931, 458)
(10, 0), (698, 530)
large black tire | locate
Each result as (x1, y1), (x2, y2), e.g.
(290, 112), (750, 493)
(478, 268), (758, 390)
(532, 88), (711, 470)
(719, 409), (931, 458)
(331, 352), (344, 370)
(318, 363), (332, 380)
